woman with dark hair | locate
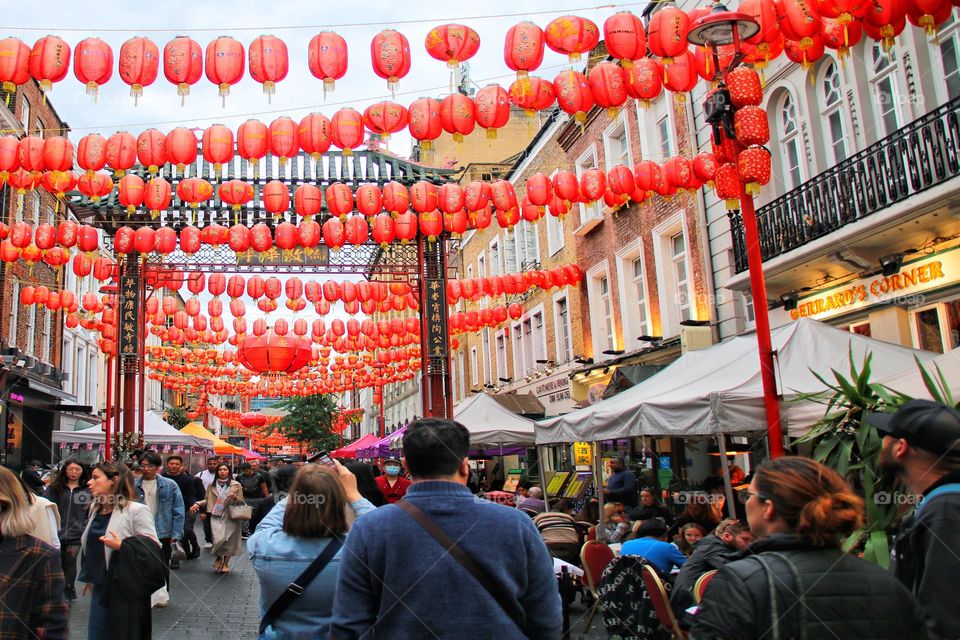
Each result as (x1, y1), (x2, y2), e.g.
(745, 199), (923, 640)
(248, 460), (376, 637)
(43, 460), (92, 600)
(79, 461), (160, 639)
(629, 488), (675, 525)
(342, 460), (386, 507)
(666, 497), (722, 542)
(673, 522), (706, 556)
(190, 463), (243, 573)
(692, 457), (928, 639)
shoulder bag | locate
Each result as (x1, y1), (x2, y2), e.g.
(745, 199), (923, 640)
(396, 499), (531, 637)
(228, 500), (253, 521)
(259, 536), (343, 635)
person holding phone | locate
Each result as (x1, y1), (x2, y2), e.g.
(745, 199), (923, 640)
(374, 458), (410, 504)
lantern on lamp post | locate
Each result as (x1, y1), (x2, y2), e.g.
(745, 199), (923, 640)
(688, 3), (785, 459)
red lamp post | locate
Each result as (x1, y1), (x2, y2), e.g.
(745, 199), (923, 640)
(688, 4), (785, 458)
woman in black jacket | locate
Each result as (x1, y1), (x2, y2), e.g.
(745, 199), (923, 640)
(692, 457), (928, 640)
(43, 460), (91, 600)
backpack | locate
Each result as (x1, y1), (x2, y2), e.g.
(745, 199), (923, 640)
(598, 555), (672, 640)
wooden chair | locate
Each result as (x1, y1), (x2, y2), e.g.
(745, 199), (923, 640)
(579, 540), (615, 630)
(693, 569), (718, 604)
(640, 563), (688, 640)
(585, 525), (597, 541)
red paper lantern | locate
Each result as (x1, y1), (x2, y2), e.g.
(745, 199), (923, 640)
(776, 0), (824, 43)
(0, 240), (19, 263)
(322, 217), (346, 251)
(202, 124), (234, 175)
(43, 169), (77, 200)
(436, 183), (464, 215)
(411, 181), (439, 213)
(73, 37), (113, 100)
(553, 69), (595, 124)
(180, 226), (201, 254)
(425, 24), (480, 68)
(525, 174), (553, 206)
(394, 211), (418, 243)
(330, 108), (365, 155)
(248, 35), (288, 100)
(626, 57), (664, 107)
(734, 106), (770, 147)
(663, 50), (698, 96)
(77, 134), (107, 177)
(7, 168), (40, 195)
(663, 156), (693, 191)
(383, 182), (410, 215)
(553, 170), (580, 203)
(163, 36), (203, 104)
(325, 182), (354, 219)
(507, 76), (556, 116)
(133, 227), (156, 254)
(0, 38), (30, 94)
(77, 225), (98, 254)
(647, 7), (691, 64)
(363, 101), (409, 140)
(250, 225), (272, 253)
(219, 179), (254, 213)
(603, 12), (647, 68)
(474, 84), (511, 139)
(176, 177), (213, 208)
(274, 222), (297, 251)
(727, 67), (764, 108)
(298, 113), (332, 160)
(114, 227), (135, 255)
(738, 146), (772, 195)
(345, 215), (368, 245)
(144, 177), (172, 217)
(102, 131), (135, 177)
(370, 29), (411, 92)
(228, 224), (251, 253)
(237, 118), (269, 176)
(693, 152), (719, 185)
(579, 168), (606, 202)
(544, 15), (600, 62)
(308, 32), (348, 94)
(588, 61), (628, 112)
(78, 171), (113, 203)
(295, 184), (322, 218)
(408, 97), (443, 150)
(863, 0), (907, 50)
(17, 136), (44, 174)
(634, 160), (664, 196)
(355, 184), (383, 217)
(503, 22), (545, 79)
(742, 0), (781, 45)
(419, 210), (443, 241)
(166, 127), (198, 173)
(268, 116), (299, 165)
(119, 36), (159, 103)
(370, 213), (395, 247)
(822, 17), (863, 57)
(237, 332), (312, 374)
(714, 162), (741, 208)
(29, 35), (71, 94)
(262, 180), (290, 218)
(784, 35), (825, 68)
(205, 36), (245, 104)
(156, 227), (177, 255)
(607, 164), (636, 196)
(40, 137), (72, 178)
(136, 129), (167, 174)
(299, 219), (321, 247)
(440, 94), (476, 142)
(118, 174), (145, 214)
(0, 137), (19, 182)
(444, 210), (469, 237)
(490, 180), (518, 213)
(34, 223), (55, 250)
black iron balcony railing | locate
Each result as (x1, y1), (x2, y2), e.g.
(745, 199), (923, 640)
(731, 95), (960, 273)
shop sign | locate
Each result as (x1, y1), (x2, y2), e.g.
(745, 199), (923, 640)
(573, 441), (592, 465)
(119, 274), (140, 359)
(424, 277), (448, 361)
(531, 372), (576, 414)
(788, 249), (956, 322)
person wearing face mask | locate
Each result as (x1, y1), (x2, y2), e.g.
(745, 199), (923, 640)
(374, 459), (410, 504)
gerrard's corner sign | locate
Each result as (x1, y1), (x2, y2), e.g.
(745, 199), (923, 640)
(786, 247), (956, 322)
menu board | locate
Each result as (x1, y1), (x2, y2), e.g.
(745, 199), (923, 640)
(545, 471), (570, 497)
(562, 474), (592, 500)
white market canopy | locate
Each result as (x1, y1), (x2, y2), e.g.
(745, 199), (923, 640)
(536, 318), (940, 444)
(52, 410), (214, 449)
(454, 391), (537, 448)
(877, 347), (960, 400)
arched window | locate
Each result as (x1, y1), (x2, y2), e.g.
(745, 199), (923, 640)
(778, 92), (803, 190)
(870, 43), (902, 137)
(820, 60), (848, 163)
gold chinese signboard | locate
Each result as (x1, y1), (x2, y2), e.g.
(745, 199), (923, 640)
(573, 441), (592, 466)
(425, 277), (448, 360)
(235, 246), (330, 266)
(119, 274), (140, 360)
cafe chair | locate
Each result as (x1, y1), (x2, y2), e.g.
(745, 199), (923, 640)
(585, 525), (597, 541)
(580, 541), (615, 630)
(640, 563), (688, 640)
(693, 569), (718, 604)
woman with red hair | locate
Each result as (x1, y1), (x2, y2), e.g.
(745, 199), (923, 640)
(692, 457), (928, 639)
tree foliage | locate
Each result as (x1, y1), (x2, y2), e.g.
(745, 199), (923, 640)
(797, 350), (957, 567)
(268, 394), (342, 452)
(163, 406), (190, 431)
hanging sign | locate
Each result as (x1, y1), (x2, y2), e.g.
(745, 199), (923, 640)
(119, 274), (140, 359)
(425, 277), (448, 360)
(573, 441), (592, 466)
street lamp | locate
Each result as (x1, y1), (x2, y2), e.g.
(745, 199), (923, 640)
(688, 3), (785, 458)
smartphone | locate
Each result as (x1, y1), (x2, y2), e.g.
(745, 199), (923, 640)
(309, 451), (336, 467)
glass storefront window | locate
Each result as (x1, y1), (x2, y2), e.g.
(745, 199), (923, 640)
(915, 307), (944, 352)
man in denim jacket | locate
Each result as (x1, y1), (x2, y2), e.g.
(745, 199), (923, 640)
(135, 451), (184, 607)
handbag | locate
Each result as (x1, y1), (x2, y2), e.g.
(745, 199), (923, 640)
(396, 500), (531, 637)
(228, 501), (253, 521)
(259, 537), (343, 635)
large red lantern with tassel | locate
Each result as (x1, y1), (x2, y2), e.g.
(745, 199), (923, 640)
(163, 36), (203, 104)
(371, 213), (395, 247)
(180, 226), (201, 254)
(345, 215), (368, 245)
(474, 84), (510, 139)
(738, 147), (772, 196)
(603, 12), (646, 67)
(784, 35), (825, 69)
(17, 136), (44, 173)
(370, 30), (411, 93)
(0, 137), (19, 182)
(553, 70), (594, 124)
(325, 183), (354, 219)
(268, 117), (299, 165)
(545, 16), (600, 62)
(262, 180), (290, 218)
(166, 127), (198, 173)
(440, 94), (476, 142)
(274, 222), (297, 251)
(508, 76), (555, 116)
(734, 106), (770, 147)
(250, 225), (272, 253)
(29, 35), (71, 94)
(363, 101), (409, 140)
(330, 108), (365, 155)
(202, 124), (234, 175)
(579, 168), (606, 202)
(355, 185), (383, 217)
(419, 210), (443, 241)
(776, 0), (824, 44)
(394, 211), (418, 242)
(726, 67), (763, 108)
(693, 152), (719, 185)
(43, 169), (77, 200)
(118, 174), (145, 214)
(663, 50), (697, 96)
(118, 36), (159, 104)
(218, 179), (254, 211)
(0, 38), (30, 94)
(104, 132), (135, 176)
(408, 98), (443, 150)
(308, 32), (348, 94)
(714, 162), (741, 209)
(526, 174), (553, 207)
(205, 36), (245, 104)
(863, 0), (906, 51)
(228, 224), (251, 253)
(137, 128), (167, 174)
(144, 177), (172, 217)
(298, 113), (331, 160)
(177, 177), (213, 208)
(425, 24), (480, 68)
(248, 35), (288, 100)
(295, 184), (322, 218)
(647, 7), (691, 64)
(73, 37), (113, 100)
(553, 170), (579, 203)
(237, 119), (269, 170)
(626, 57), (664, 107)
(608, 165), (636, 196)
(322, 217), (346, 251)
(78, 172), (113, 203)
(237, 332), (313, 375)
(588, 61), (628, 112)
(383, 182), (410, 215)
(410, 181), (438, 214)
(663, 156), (693, 191)
(504, 22), (545, 81)
(77, 134), (107, 177)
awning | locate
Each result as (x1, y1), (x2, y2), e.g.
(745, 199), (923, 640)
(331, 433), (382, 459)
(491, 392), (545, 417)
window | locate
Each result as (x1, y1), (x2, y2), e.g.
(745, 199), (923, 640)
(778, 92), (803, 190)
(36, 117), (44, 139)
(466, 264), (473, 280)
(617, 245), (651, 350)
(62, 336), (74, 395)
(9, 280), (19, 346)
(514, 220), (539, 269)
(481, 329), (492, 385)
(939, 24), (960, 101)
(870, 44), (902, 137)
(42, 308), (51, 363)
(820, 60), (848, 163)
(496, 332), (508, 381)
(512, 323), (524, 380)
(599, 277), (614, 350)
(88, 351), (97, 407)
(742, 293), (756, 326)
(75, 346), (86, 404)
(603, 115), (633, 170)
(671, 232), (691, 322)
(546, 170), (565, 255)
(456, 352), (466, 400)
(532, 311), (546, 366)
(503, 232), (519, 272)
(587, 266), (617, 358)
(20, 97), (30, 132)
(639, 93), (675, 162)
(489, 240), (501, 276)
(25, 306), (37, 355)
(477, 254), (486, 278)
(657, 115), (674, 158)
(470, 347), (479, 386)
(912, 299), (960, 353)
(576, 146), (602, 222)
(653, 219), (694, 338)
(848, 321), (871, 337)
(554, 296), (573, 364)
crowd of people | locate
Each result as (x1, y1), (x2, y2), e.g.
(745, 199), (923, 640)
(0, 400), (957, 638)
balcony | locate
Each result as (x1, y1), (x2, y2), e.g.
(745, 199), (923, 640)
(731, 96), (960, 273)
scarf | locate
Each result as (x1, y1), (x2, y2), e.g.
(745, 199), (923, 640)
(212, 480), (231, 517)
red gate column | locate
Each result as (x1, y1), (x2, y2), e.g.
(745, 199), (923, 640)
(418, 233), (453, 419)
(119, 254), (141, 435)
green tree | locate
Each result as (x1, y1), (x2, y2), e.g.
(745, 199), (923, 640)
(268, 394), (341, 452)
(164, 406), (190, 431)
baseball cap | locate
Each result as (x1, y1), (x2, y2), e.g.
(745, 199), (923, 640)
(866, 400), (960, 456)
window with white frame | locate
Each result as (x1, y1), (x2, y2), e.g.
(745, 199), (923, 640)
(587, 266), (616, 357)
(496, 331), (508, 381)
(9, 280), (19, 346)
(481, 328), (492, 385)
(477, 253), (486, 278)
(25, 306), (37, 355)
(20, 97), (30, 132)
(554, 295), (573, 364)
(603, 114), (633, 170)
(937, 12), (960, 101)
(778, 92), (803, 191)
(466, 264), (473, 280)
(36, 117), (44, 139)
(62, 336), (74, 395)
(617, 245), (651, 351)
(503, 232), (519, 272)
(657, 115), (674, 159)
(653, 219), (694, 338)
(639, 94), (675, 161)
(820, 60), (849, 163)
(546, 170), (565, 256)
(532, 311), (546, 366)
(576, 146), (602, 222)
(42, 308), (51, 363)
(470, 346), (479, 386)
(870, 43), (903, 138)
(672, 232), (692, 322)
(512, 323), (524, 380)
(514, 220), (539, 268)
(75, 345), (86, 404)
(88, 351), (97, 405)
(489, 240), (501, 276)
(742, 292), (756, 326)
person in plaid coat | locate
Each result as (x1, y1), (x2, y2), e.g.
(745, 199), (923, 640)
(0, 466), (68, 639)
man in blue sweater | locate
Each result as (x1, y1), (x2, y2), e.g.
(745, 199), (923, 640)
(331, 418), (562, 639)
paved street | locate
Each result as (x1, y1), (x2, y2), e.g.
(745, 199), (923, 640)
(67, 531), (606, 639)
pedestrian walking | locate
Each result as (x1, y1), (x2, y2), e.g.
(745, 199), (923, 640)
(692, 456), (928, 640)
(248, 460), (376, 637)
(79, 461), (161, 639)
(161, 454), (201, 561)
(43, 459), (92, 600)
(134, 451), (184, 607)
(0, 465), (68, 639)
(236, 462), (269, 537)
(331, 417), (562, 639)
(190, 463), (244, 573)
(373, 457), (411, 504)
(871, 399), (960, 640)
(195, 456), (220, 549)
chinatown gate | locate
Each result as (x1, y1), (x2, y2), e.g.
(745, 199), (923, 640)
(69, 148), (458, 454)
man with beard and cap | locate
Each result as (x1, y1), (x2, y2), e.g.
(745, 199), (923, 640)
(869, 399), (960, 640)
